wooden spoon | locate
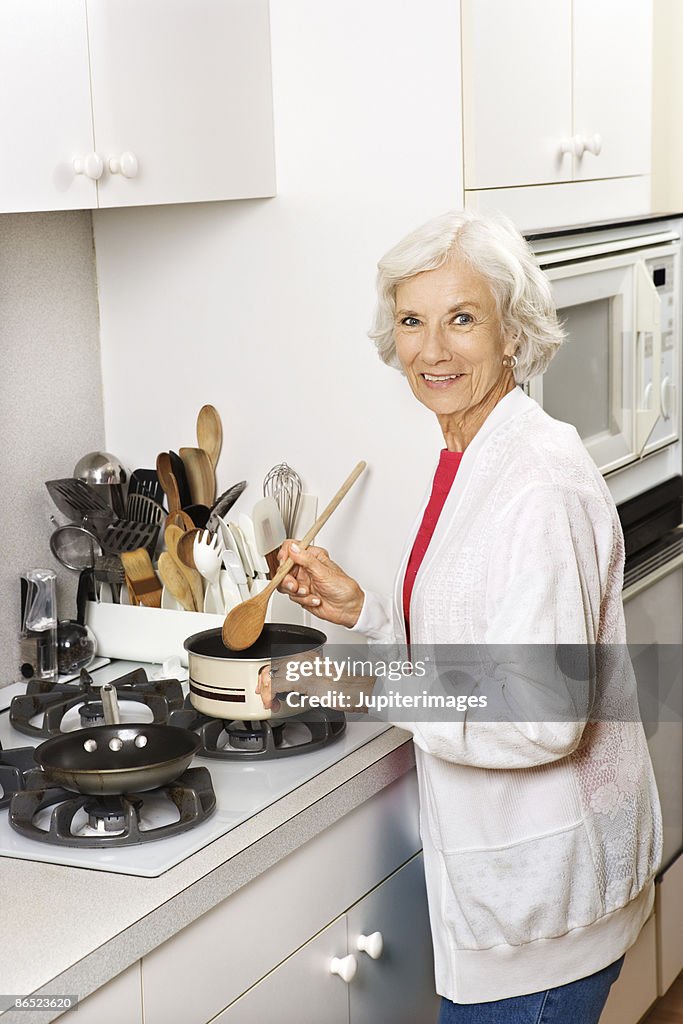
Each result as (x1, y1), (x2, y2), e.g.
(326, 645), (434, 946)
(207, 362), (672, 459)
(179, 446), (215, 507)
(196, 405), (222, 470)
(176, 528), (203, 569)
(164, 524), (204, 612)
(156, 453), (181, 514)
(158, 552), (195, 612)
(222, 461), (367, 650)
(165, 510), (196, 533)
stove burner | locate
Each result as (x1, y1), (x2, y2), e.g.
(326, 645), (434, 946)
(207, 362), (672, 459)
(9, 767), (216, 847)
(10, 667), (184, 739)
(85, 795), (137, 832)
(170, 699), (346, 759)
(223, 720), (286, 751)
(79, 702), (105, 728)
(0, 742), (37, 810)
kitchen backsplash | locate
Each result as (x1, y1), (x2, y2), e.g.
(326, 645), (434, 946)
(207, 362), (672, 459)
(0, 211), (104, 681)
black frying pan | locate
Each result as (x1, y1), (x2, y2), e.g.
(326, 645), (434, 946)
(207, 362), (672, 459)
(34, 724), (200, 796)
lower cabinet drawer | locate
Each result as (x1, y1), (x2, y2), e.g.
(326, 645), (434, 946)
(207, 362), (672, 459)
(213, 918), (349, 1024)
(600, 913), (657, 1024)
(142, 770), (420, 1024)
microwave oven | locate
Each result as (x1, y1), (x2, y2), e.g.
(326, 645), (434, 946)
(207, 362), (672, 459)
(526, 215), (682, 504)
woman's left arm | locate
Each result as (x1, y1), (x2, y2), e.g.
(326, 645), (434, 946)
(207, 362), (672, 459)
(401, 483), (617, 769)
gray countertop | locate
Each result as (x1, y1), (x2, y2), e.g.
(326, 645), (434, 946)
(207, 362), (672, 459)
(0, 724), (415, 1019)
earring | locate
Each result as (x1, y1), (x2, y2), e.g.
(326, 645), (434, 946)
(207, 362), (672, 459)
(502, 353), (518, 369)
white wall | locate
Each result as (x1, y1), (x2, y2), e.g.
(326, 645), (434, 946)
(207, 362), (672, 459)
(0, 211), (103, 670)
(93, 0), (463, 636)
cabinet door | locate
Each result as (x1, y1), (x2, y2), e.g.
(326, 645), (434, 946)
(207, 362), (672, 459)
(213, 918), (349, 1024)
(347, 854), (439, 1024)
(0, 0), (97, 213)
(573, 0), (652, 180)
(86, 0), (276, 208)
(462, 0), (572, 189)
(600, 913), (657, 1024)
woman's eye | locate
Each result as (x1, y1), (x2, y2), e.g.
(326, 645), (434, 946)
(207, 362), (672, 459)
(400, 316), (421, 327)
(453, 313), (473, 326)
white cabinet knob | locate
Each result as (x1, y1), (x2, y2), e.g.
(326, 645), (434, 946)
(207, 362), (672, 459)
(73, 152), (104, 180)
(559, 138), (577, 156)
(330, 955), (357, 983)
(356, 931), (384, 959)
(108, 152), (139, 178)
(574, 133), (602, 157)
(661, 375), (674, 419)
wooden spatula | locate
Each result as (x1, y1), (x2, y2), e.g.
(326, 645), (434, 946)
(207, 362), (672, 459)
(120, 549), (162, 608)
(179, 446), (215, 507)
(158, 552), (195, 612)
(156, 453), (182, 515)
(222, 461), (366, 650)
(196, 405), (222, 470)
(164, 524), (204, 612)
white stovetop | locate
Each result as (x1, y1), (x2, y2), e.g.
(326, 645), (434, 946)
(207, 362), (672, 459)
(0, 662), (389, 878)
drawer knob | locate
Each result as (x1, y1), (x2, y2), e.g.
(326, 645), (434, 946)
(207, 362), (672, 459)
(108, 152), (139, 178)
(330, 955), (357, 983)
(357, 931), (384, 959)
(73, 152), (104, 180)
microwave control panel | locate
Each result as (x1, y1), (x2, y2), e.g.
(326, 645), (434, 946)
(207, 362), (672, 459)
(643, 250), (680, 451)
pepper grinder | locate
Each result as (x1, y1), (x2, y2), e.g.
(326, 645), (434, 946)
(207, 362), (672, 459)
(19, 569), (58, 684)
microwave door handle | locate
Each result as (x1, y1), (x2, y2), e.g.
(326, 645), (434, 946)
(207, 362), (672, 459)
(634, 260), (663, 455)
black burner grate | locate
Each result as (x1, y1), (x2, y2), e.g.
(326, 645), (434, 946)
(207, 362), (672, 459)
(170, 698), (346, 760)
(0, 742), (37, 809)
(9, 767), (216, 847)
(10, 668), (185, 739)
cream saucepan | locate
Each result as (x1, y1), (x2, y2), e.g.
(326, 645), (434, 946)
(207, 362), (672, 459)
(184, 623), (327, 721)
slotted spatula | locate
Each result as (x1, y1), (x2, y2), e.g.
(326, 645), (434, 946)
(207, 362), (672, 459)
(46, 479), (116, 527)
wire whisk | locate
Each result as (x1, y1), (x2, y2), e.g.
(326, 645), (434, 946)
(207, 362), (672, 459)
(263, 463), (303, 536)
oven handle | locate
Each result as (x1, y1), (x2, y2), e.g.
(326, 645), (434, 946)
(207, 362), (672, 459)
(635, 259), (663, 455)
(623, 550), (683, 602)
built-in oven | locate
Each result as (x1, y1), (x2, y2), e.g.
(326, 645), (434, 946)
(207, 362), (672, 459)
(527, 215), (682, 504)
(620, 477), (683, 996)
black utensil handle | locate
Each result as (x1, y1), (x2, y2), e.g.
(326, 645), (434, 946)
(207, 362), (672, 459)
(76, 569), (97, 625)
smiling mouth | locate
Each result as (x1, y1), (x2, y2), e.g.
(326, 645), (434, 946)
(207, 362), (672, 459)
(420, 372), (465, 388)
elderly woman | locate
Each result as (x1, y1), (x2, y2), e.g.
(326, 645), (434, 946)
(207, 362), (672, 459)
(275, 210), (662, 1023)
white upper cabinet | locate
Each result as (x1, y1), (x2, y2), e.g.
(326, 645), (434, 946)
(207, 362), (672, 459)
(572, 0), (652, 180)
(0, 1), (97, 212)
(462, 0), (572, 189)
(87, 0), (275, 208)
(0, 0), (275, 213)
(462, 0), (653, 191)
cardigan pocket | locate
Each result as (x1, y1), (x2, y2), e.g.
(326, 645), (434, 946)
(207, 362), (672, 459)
(441, 822), (604, 950)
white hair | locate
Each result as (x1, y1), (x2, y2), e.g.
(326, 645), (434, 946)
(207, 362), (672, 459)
(368, 209), (565, 384)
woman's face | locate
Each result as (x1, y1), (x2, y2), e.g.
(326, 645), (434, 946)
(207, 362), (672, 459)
(394, 259), (513, 417)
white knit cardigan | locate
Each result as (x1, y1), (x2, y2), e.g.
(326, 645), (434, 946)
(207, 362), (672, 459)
(354, 386), (662, 1004)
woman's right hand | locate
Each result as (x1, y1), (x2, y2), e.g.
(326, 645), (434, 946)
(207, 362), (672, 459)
(276, 541), (365, 629)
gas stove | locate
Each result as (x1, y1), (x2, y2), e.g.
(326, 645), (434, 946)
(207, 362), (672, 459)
(0, 661), (389, 877)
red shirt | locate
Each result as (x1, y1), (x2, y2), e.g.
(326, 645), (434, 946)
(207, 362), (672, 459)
(402, 449), (463, 639)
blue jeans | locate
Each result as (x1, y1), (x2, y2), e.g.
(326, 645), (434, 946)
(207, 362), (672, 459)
(438, 956), (624, 1023)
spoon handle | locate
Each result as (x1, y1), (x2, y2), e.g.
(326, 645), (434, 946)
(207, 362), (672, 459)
(266, 461), (367, 596)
